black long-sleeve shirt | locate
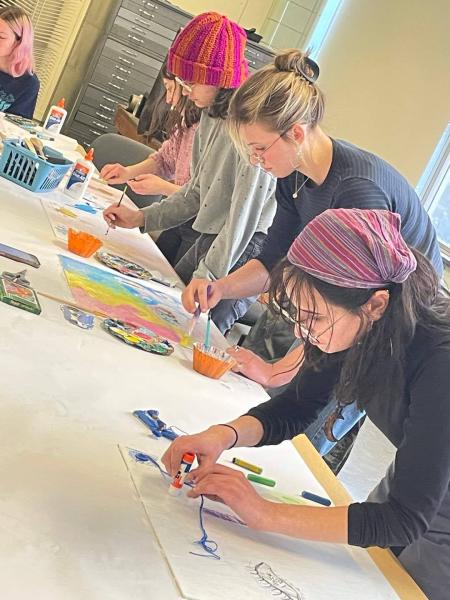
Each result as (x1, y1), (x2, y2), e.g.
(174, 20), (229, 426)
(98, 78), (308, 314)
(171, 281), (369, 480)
(256, 138), (443, 277)
(246, 325), (450, 549)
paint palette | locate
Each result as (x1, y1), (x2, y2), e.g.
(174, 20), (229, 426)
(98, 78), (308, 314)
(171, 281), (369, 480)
(95, 251), (153, 280)
(102, 317), (174, 356)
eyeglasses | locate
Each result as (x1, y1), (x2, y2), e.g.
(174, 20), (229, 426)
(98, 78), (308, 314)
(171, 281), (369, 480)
(175, 76), (193, 93)
(247, 134), (284, 164)
(298, 313), (347, 345)
(273, 298), (347, 345)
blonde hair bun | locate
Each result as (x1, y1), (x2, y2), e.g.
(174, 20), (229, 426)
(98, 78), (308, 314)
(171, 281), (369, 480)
(274, 50), (320, 83)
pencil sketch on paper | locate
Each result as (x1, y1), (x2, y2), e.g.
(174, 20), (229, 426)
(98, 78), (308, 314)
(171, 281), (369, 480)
(250, 562), (305, 600)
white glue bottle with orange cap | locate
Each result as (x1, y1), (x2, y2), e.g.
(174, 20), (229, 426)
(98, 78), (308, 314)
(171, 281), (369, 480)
(168, 452), (195, 496)
(43, 98), (67, 133)
(64, 148), (95, 201)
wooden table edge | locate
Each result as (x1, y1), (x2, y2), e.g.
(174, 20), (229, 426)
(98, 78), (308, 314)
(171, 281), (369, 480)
(291, 434), (427, 600)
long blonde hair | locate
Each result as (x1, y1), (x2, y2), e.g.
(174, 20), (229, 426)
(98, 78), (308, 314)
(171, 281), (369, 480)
(228, 50), (325, 153)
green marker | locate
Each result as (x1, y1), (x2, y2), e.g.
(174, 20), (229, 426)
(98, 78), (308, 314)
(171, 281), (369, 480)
(232, 457), (263, 474)
(247, 473), (276, 487)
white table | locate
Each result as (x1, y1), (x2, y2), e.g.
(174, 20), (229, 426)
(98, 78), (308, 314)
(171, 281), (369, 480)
(0, 167), (424, 598)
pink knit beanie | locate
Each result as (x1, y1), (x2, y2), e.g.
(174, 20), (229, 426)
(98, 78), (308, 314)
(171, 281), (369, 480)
(168, 12), (248, 89)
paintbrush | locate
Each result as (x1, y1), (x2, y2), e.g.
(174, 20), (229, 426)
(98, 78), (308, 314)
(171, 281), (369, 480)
(105, 184), (128, 236)
(204, 311), (212, 350)
(36, 290), (108, 319)
(187, 284), (212, 336)
(187, 305), (201, 336)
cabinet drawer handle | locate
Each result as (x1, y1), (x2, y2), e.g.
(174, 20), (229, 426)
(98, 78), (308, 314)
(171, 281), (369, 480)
(123, 49), (138, 57)
(95, 111), (112, 121)
(108, 82), (122, 90)
(142, 1), (157, 8)
(92, 120), (108, 130)
(102, 95), (116, 103)
(127, 34), (143, 43)
(99, 103), (114, 112)
(89, 129), (102, 137)
(112, 73), (127, 82)
(115, 65), (131, 74)
(118, 56), (134, 66)
(132, 25), (145, 34)
(139, 8), (153, 18)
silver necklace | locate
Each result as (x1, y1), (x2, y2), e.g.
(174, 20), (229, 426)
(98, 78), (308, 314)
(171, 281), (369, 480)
(292, 171), (310, 198)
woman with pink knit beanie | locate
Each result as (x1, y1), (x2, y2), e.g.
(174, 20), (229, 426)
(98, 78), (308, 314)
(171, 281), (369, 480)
(104, 12), (276, 334)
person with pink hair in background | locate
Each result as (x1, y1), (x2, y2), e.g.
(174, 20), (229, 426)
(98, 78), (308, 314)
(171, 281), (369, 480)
(0, 5), (39, 118)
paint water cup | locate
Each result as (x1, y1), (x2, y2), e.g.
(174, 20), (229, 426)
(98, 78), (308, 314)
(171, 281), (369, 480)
(192, 343), (236, 380)
(67, 228), (102, 258)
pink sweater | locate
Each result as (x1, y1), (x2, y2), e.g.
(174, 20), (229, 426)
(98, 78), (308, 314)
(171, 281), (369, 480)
(151, 123), (198, 186)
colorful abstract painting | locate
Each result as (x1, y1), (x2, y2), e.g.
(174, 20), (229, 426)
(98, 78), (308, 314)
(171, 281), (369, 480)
(59, 255), (190, 344)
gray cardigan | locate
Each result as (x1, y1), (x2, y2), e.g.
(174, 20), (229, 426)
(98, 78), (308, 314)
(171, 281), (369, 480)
(140, 111), (276, 280)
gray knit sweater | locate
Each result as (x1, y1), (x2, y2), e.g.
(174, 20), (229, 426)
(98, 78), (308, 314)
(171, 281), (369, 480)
(140, 111), (276, 280)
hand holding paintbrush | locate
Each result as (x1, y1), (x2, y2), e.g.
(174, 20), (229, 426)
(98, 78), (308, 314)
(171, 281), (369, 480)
(103, 182), (145, 233)
(187, 285), (213, 336)
(105, 184), (127, 236)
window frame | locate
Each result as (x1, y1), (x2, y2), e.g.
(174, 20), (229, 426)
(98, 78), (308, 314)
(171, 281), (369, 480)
(417, 123), (450, 261)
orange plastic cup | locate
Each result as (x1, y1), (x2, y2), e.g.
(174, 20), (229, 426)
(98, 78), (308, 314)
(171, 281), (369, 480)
(193, 343), (236, 380)
(67, 228), (102, 258)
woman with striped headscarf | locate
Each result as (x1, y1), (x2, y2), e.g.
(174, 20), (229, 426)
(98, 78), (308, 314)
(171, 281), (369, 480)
(163, 208), (450, 599)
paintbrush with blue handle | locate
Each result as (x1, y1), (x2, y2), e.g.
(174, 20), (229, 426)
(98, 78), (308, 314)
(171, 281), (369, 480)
(204, 311), (212, 350)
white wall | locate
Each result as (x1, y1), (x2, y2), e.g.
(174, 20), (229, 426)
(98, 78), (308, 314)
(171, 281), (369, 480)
(317, 0), (450, 185)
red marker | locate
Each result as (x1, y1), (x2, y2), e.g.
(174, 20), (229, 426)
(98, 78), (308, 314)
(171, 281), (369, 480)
(168, 452), (195, 496)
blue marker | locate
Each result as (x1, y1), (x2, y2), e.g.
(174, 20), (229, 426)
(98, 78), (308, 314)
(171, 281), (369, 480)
(301, 490), (331, 506)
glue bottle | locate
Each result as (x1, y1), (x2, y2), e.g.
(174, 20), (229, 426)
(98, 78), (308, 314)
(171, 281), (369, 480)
(64, 148), (95, 200)
(168, 452), (195, 496)
(43, 98), (67, 133)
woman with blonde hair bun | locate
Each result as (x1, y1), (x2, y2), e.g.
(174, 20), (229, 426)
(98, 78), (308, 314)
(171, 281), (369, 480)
(181, 48), (443, 459)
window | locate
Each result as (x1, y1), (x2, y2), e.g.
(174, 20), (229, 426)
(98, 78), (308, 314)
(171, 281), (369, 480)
(308, 0), (343, 59)
(418, 124), (450, 256)
(261, 0), (344, 57)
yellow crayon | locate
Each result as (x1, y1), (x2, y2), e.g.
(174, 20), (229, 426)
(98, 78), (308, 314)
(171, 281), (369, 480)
(232, 457), (263, 474)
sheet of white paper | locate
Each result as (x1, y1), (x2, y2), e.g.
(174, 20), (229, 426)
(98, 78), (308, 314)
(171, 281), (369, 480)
(119, 444), (399, 600)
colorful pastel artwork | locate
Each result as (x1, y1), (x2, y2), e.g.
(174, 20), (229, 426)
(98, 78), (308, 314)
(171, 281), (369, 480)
(59, 255), (191, 344)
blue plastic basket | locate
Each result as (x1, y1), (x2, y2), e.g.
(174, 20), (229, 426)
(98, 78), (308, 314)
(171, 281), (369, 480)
(0, 139), (73, 192)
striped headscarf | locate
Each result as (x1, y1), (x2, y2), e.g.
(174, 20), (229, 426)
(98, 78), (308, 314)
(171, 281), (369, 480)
(287, 209), (417, 288)
(168, 12), (248, 89)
